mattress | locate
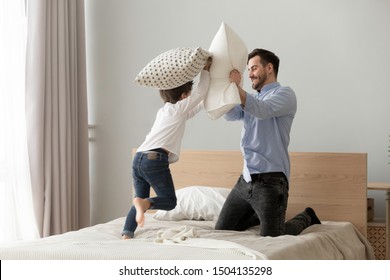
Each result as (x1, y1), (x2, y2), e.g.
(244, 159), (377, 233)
(0, 214), (375, 260)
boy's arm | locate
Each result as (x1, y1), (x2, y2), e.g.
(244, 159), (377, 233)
(178, 69), (210, 118)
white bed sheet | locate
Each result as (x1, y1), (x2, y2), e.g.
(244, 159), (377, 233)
(0, 214), (375, 260)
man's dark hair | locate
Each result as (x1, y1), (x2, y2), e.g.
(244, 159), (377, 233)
(159, 81), (193, 104)
(248, 49), (280, 77)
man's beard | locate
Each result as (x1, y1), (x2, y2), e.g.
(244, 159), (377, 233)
(251, 74), (267, 91)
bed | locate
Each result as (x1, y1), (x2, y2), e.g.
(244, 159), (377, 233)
(0, 150), (375, 260)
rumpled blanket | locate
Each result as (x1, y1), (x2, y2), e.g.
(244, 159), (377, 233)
(155, 225), (198, 243)
(154, 225), (266, 259)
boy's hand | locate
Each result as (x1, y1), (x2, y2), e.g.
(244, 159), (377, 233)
(203, 57), (212, 71)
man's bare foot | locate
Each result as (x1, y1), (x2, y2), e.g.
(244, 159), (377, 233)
(133, 197), (150, 228)
(122, 235), (132, 240)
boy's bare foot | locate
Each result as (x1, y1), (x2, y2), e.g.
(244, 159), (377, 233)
(133, 197), (150, 228)
(122, 235), (132, 240)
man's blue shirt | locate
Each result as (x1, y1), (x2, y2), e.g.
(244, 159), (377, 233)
(224, 82), (297, 182)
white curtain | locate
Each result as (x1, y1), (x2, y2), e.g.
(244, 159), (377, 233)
(0, 0), (39, 243)
(26, 0), (90, 237)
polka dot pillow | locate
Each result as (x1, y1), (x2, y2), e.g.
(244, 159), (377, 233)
(134, 47), (211, 90)
(204, 22), (248, 120)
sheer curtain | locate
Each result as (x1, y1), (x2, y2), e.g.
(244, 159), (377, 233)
(0, 0), (39, 243)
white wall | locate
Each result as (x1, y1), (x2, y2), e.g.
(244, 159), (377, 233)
(85, 0), (390, 225)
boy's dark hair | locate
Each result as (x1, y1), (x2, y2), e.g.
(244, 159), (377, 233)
(248, 48), (280, 77)
(159, 81), (193, 104)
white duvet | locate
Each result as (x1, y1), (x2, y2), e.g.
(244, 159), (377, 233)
(0, 214), (375, 260)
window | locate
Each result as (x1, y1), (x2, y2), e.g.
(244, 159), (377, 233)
(0, 0), (39, 243)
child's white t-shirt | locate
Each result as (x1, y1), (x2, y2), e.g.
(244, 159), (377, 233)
(137, 70), (210, 163)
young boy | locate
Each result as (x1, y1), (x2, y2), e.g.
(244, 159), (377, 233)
(122, 57), (212, 239)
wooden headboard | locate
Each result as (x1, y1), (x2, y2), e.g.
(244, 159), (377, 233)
(135, 149), (368, 236)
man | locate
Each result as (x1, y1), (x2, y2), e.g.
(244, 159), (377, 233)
(215, 49), (320, 236)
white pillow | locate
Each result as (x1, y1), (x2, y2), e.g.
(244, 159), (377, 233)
(204, 22), (248, 120)
(134, 47), (211, 90)
(153, 186), (231, 221)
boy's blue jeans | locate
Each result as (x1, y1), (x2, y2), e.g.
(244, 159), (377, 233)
(122, 150), (177, 237)
(215, 173), (311, 236)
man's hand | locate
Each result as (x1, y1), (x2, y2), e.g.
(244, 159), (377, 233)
(230, 69), (242, 86)
(229, 69), (246, 107)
